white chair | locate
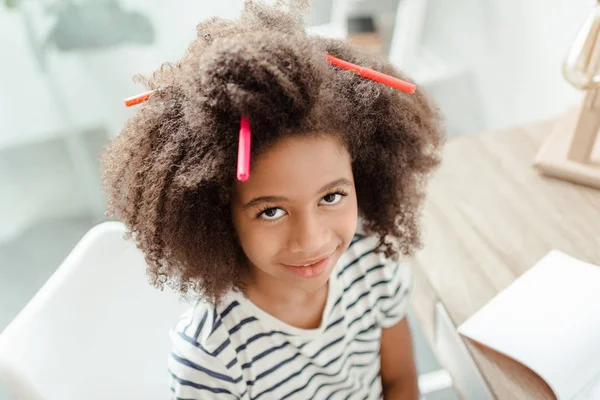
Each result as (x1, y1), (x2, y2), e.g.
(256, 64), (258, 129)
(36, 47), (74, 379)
(0, 221), (189, 400)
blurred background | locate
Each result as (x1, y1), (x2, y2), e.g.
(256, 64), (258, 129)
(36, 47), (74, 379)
(0, 0), (595, 398)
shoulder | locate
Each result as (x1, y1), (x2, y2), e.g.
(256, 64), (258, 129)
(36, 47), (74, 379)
(337, 233), (407, 286)
(336, 234), (413, 326)
(171, 296), (248, 361)
(169, 298), (247, 398)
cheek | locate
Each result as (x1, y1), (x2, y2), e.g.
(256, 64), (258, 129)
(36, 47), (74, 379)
(232, 214), (256, 261)
(337, 196), (359, 242)
(237, 223), (279, 265)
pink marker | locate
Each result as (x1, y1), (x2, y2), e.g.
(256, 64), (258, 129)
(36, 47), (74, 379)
(237, 116), (251, 182)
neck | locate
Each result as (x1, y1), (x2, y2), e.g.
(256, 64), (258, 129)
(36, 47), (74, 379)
(244, 267), (327, 306)
(243, 268), (329, 330)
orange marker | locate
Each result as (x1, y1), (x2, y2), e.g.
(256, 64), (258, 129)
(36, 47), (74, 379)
(124, 90), (153, 107)
(325, 55), (416, 94)
(123, 55), (416, 108)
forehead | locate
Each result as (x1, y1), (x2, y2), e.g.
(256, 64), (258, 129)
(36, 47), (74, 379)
(235, 134), (353, 199)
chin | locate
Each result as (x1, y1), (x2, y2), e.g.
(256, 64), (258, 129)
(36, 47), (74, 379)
(291, 272), (331, 293)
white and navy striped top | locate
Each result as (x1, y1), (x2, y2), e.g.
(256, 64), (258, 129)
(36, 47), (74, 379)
(168, 234), (413, 400)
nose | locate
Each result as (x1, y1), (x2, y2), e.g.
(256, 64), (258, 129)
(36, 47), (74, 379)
(288, 210), (329, 255)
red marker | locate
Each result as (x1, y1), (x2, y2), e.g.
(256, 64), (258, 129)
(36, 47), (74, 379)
(325, 55), (416, 94)
(122, 55), (414, 183)
(123, 55), (416, 108)
(124, 90), (153, 107)
(237, 116), (251, 182)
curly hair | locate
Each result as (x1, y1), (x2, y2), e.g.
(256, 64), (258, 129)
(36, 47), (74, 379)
(101, 0), (444, 303)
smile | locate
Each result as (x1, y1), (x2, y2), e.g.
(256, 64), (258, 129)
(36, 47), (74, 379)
(284, 252), (333, 268)
(282, 252), (335, 279)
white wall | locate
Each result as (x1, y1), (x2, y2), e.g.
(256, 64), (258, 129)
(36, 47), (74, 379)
(419, 0), (594, 132)
(0, 1), (246, 143)
(0, 0), (245, 241)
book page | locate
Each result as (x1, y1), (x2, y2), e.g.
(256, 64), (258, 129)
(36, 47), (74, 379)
(458, 251), (600, 400)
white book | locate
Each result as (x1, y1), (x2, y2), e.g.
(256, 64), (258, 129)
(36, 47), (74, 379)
(458, 251), (600, 400)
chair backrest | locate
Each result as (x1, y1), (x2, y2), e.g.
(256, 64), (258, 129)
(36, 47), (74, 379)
(0, 222), (190, 400)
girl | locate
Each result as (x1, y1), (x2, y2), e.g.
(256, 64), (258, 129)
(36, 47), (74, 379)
(101, 1), (443, 399)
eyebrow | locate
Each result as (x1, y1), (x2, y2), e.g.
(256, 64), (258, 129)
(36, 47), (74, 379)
(242, 178), (353, 210)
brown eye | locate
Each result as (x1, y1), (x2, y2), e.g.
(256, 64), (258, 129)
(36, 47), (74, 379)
(320, 192), (345, 205)
(323, 194), (337, 203)
(258, 207), (285, 220)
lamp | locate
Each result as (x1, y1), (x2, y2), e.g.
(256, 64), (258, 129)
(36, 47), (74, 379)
(534, 1), (600, 189)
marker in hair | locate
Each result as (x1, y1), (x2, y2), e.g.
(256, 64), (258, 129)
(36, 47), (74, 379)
(325, 55), (416, 94)
(237, 116), (251, 182)
(123, 55), (417, 107)
(124, 90), (153, 107)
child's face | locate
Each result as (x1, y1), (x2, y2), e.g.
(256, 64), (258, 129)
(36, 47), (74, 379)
(232, 134), (358, 294)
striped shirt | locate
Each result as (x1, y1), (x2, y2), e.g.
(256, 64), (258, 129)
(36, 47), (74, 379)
(168, 234), (413, 399)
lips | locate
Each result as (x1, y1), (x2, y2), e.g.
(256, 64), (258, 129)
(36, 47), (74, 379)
(282, 252), (335, 279)
(284, 254), (331, 268)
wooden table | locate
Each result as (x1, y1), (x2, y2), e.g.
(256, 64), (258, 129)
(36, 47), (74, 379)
(408, 118), (600, 400)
